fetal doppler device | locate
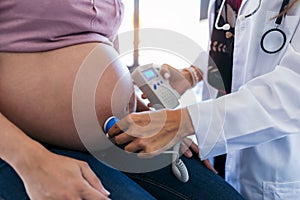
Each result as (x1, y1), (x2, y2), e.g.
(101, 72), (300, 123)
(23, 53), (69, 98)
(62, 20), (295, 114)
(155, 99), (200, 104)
(131, 63), (189, 182)
(103, 64), (189, 182)
(103, 63), (189, 182)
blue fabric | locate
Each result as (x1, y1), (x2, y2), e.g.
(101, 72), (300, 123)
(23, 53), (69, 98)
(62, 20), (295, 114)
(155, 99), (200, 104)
(0, 149), (154, 200)
(0, 148), (243, 200)
(125, 155), (243, 200)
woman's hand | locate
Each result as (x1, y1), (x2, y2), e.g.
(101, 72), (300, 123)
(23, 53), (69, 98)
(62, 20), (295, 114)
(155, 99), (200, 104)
(107, 108), (195, 158)
(0, 113), (109, 199)
(18, 148), (110, 200)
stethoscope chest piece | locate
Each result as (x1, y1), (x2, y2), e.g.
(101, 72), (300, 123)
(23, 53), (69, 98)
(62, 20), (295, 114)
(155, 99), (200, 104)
(260, 28), (286, 54)
(260, 0), (290, 54)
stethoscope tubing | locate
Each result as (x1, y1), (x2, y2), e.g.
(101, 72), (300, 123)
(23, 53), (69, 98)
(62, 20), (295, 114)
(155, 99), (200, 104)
(215, 0), (289, 54)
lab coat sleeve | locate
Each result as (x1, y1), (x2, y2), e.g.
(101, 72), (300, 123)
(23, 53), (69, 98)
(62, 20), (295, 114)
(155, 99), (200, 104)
(187, 26), (300, 160)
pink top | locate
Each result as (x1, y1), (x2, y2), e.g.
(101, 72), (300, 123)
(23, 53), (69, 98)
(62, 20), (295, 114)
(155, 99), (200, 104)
(0, 0), (124, 52)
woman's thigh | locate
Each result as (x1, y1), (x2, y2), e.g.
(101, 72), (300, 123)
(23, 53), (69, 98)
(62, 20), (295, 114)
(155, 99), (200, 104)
(125, 156), (244, 200)
(0, 148), (155, 200)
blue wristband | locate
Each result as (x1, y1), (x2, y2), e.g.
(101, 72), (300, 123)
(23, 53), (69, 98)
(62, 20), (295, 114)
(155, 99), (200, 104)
(103, 116), (120, 133)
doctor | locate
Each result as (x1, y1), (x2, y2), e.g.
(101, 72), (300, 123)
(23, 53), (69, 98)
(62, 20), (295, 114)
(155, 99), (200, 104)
(108, 0), (300, 199)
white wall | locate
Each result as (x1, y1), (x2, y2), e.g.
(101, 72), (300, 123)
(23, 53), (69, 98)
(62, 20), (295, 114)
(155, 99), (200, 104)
(118, 0), (209, 68)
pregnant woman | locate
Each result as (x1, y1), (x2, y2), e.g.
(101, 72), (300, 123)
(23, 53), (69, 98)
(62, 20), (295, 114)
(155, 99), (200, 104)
(0, 1), (243, 199)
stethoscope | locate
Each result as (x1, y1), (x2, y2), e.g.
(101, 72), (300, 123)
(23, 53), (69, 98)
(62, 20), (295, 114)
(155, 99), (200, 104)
(215, 0), (290, 54)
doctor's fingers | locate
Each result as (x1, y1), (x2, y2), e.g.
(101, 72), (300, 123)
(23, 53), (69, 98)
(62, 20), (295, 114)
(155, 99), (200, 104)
(107, 113), (152, 137)
(126, 126), (181, 155)
(114, 132), (135, 145)
(124, 137), (168, 158)
(161, 64), (185, 80)
(202, 159), (218, 174)
(180, 138), (199, 158)
(160, 64), (172, 79)
(180, 141), (193, 158)
(183, 137), (199, 154)
(140, 94), (153, 108)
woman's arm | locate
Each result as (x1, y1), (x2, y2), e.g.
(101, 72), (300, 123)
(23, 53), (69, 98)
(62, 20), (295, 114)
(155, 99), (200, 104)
(0, 113), (110, 199)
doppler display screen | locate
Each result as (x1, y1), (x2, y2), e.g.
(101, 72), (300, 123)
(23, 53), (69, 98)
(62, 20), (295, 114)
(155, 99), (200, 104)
(142, 68), (158, 81)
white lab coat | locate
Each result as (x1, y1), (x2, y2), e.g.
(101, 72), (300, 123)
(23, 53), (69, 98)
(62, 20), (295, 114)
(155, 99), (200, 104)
(187, 0), (300, 199)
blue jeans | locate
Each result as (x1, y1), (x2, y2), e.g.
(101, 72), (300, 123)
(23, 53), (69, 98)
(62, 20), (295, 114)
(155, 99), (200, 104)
(0, 148), (243, 200)
(125, 155), (243, 200)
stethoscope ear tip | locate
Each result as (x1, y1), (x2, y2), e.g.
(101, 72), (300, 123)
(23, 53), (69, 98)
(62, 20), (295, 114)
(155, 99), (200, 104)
(239, 15), (246, 21)
(222, 24), (231, 31)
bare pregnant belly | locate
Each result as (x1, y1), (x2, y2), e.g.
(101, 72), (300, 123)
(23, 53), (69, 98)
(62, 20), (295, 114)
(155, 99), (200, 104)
(0, 43), (136, 150)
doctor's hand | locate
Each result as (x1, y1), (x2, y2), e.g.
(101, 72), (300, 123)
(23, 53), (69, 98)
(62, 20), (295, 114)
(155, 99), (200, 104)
(160, 64), (203, 95)
(180, 137), (199, 158)
(160, 64), (193, 95)
(107, 108), (195, 158)
(180, 137), (218, 174)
